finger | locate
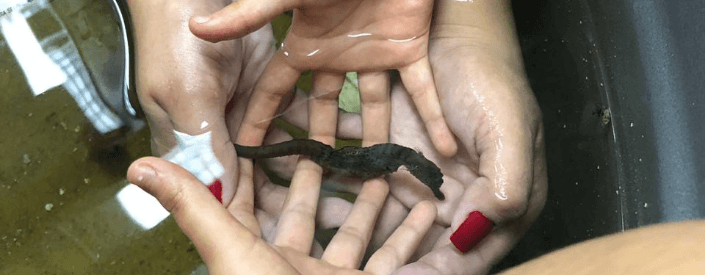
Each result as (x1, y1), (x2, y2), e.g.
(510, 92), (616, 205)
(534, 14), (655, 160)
(364, 201), (436, 275)
(365, 195), (410, 256)
(446, 143), (547, 254)
(189, 0), (298, 42)
(279, 88), (364, 141)
(253, 160), (355, 233)
(255, 209), (278, 243)
(255, 169), (355, 229)
(126, 157), (296, 274)
(273, 72), (343, 253)
(398, 58), (457, 157)
(316, 196), (354, 230)
(236, 53), (300, 146)
(322, 178), (390, 268)
(311, 241), (325, 259)
(227, 158), (261, 235)
(396, 177), (547, 275)
(308, 72), (344, 144)
(358, 71), (391, 145)
(253, 162), (289, 215)
(272, 157), (324, 253)
(394, 224), (519, 275)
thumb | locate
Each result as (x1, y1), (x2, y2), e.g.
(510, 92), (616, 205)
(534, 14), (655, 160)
(189, 0), (297, 42)
(126, 157), (276, 273)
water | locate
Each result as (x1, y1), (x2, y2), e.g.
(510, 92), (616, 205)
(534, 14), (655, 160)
(0, 0), (203, 273)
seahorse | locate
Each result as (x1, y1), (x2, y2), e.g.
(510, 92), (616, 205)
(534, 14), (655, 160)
(234, 139), (445, 200)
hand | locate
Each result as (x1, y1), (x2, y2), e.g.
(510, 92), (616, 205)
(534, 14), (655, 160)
(189, 0), (457, 157)
(257, 1), (548, 273)
(370, 1), (548, 273)
(126, 154), (437, 275)
(126, 0), (275, 204)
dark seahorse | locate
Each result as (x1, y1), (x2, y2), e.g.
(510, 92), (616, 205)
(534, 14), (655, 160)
(234, 139), (445, 200)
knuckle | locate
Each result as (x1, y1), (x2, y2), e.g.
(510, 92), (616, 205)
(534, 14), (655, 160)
(160, 182), (188, 214)
(337, 226), (367, 242)
(371, 246), (401, 265)
(491, 194), (529, 221)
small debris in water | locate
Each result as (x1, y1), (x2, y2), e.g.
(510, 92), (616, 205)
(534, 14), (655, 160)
(644, 203), (648, 208)
(74, 126), (80, 132)
(28, 113), (33, 117)
(22, 154), (31, 164)
(73, 147), (78, 152)
(59, 188), (65, 195)
(44, 203), (53, 211)
(60, 122), (68, 130)
(84, 178), (90, 184)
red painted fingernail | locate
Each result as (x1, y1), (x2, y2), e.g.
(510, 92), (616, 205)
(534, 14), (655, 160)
(207, 179), (223, 203)
(450, 211), (494, 253)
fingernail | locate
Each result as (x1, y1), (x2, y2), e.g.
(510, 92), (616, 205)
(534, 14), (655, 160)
(450, 211), (494, 253)
(193, 16), (210, 24)
(135, 164), (157, 183)
(207, 179), (223, 203)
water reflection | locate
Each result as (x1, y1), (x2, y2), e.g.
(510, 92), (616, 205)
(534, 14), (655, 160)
(0, 0), (136, 134)
(117, 184), (169, 230)
(0, 11), (66, 95)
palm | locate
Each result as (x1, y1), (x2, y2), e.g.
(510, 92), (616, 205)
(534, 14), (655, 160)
(279, 0), (432, 72)
(389, 36), (545, 223)
(190, 0), (456, 157)
(372, 32), (548, 273)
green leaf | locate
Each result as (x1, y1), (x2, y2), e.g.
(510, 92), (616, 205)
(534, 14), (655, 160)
(338, 72), (361, 113)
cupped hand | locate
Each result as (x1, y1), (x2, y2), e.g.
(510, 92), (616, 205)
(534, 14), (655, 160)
(189, 0), (457, 157)
(126, 0), (275, 204)
(258, 1), (549, 273)
(372, 1), (548, 274)
(126, 151), (437, 275)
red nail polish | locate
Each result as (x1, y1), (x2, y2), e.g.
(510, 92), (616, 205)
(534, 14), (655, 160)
(450, 211), (494, 253)
(207, 180), (223, 203)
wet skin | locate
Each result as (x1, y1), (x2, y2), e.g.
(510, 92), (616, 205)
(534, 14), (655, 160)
(234, 139), (445, 200)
